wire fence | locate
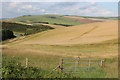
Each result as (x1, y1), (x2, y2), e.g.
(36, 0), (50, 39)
(59, 58), (104, 73)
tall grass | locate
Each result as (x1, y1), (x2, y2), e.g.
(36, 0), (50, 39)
(2, 38), (118, 78)
(2, 54), (118, 78)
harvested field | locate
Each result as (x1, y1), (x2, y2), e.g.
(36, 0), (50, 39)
(10, 21), (117, 45)
(64, 16), (106, 23)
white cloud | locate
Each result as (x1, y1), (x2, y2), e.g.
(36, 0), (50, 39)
(95, 10), (111, 15)
(77, 2), (113, 16)
(21, 5), (33, 9)
(16, 4), (40, 13)
(40, 9), (45, 12)
(90, 2), (97, 5)
(20, 4), (40, 10)
(8, 2), (22, 10)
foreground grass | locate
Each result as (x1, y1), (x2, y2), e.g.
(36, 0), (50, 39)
(2, 54), (118, 78)
(2, 40), (118, 78)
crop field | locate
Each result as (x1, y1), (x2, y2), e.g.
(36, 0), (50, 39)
(2, 15), (119, 78)
(9, 21), (118, 45)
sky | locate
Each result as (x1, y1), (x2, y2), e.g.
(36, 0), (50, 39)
(2, 2), (118, 18)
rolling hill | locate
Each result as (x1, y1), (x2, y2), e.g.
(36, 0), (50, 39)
(11, 15), (107, 26)
(9, 20), (118, 45)
(2, 20), (118, 60)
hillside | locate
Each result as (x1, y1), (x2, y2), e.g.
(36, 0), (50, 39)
(68, 15), (118, 20)
(11, 15), (107, 26)
(2, 21), (54, 35)
(9, 21), (118, 45)
(2, 20), (118, 60)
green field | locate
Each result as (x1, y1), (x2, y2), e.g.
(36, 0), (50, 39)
(11, 15), (85, 25)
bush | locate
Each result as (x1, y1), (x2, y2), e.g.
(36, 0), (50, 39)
(2, 59), (45, 78)
(53, 23), (73, 27)
(2, 29), (15, 41)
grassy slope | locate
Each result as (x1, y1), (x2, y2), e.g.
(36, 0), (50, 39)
(2, 20), (118, 78)
(2, 21), (54, 35)
(11, 15), (84, 25)
(11, 15), (114, 26)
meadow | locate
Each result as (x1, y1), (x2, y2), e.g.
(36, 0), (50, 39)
(2, 40), (118, 78)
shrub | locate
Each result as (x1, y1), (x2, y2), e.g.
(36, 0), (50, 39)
(2, 59), (45, 78)
(2, 29), (15, 41)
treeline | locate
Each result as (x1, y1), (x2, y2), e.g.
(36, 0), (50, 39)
(53, 23), (73, 27)
(33, 21), (49, 24)
(2, 22), (54, 35)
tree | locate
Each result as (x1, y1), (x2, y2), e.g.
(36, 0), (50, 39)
(2, 29), (15, 41)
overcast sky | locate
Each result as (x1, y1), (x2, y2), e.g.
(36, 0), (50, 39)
(2, 2), (118, 18)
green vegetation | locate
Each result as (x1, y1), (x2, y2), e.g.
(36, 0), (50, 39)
(2, 22), (54, 35)
(2, 55), (45, 78)
(69, 15), (118, 20)
(82, 16), (118, 20)
(53, 23), (73, 27)
(3, 54), (116, 78)
(11, 15), (84, 25)
(1, 30), (15, 41)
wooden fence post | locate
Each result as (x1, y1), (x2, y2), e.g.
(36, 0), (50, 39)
(26, 58), (28, 68)
(59, 58), (63, 73)
(102, 60), (105, 68)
